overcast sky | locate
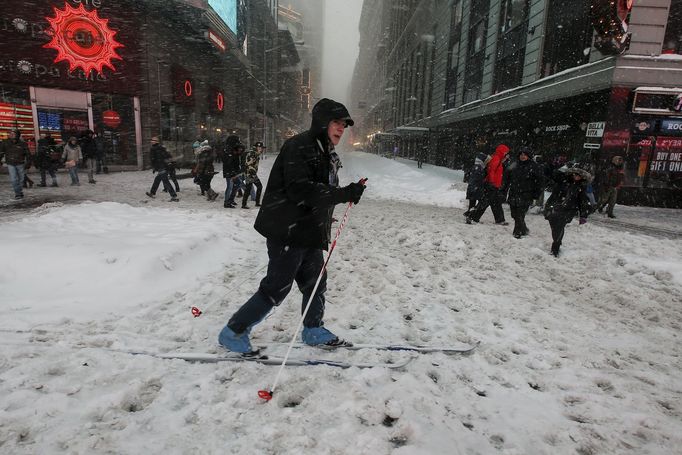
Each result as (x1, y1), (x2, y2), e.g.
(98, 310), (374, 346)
(320, 0), (363, 107)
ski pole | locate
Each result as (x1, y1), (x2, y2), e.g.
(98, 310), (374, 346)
(258, 178), (367, 401)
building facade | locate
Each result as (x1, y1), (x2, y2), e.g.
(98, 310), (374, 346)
(351, 0), (682, 207)
(0, 0), (302, 168)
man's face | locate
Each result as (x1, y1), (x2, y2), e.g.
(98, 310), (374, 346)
(256, 146), (264, 154)
(327, 119), (346, 146)
(519, 153), (529, 161)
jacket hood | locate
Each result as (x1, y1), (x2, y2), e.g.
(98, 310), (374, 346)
(474, 151), (490, 167)
(309, 98), (354, 145)
(494, 144), (510, 157)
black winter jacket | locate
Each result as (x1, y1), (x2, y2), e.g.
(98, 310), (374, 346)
(544, 171), (590, 224)
(222, 150), (245, 178)
(506, 159), (543, 207)
(254, 100), (352, 250)
(150, 143), (171, 172)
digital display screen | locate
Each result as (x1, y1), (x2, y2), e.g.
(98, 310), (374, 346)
(38, 111), (62, 131)
(208, 0), (237, 33)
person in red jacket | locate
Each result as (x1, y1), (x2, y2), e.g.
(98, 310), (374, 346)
(466, 144), (510, 225)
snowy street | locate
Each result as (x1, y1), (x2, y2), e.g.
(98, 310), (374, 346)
(1, 152), (681, 454)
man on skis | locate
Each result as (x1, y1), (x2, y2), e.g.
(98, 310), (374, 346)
(218, 98), (366, 353)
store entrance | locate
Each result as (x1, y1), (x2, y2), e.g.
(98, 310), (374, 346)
(36, 108), (90, 145)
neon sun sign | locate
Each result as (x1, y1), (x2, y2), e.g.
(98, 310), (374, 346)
(44, 2), (123, 75)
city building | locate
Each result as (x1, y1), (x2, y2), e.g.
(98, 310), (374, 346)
(0, 0), (301, 168)
(351, 0), (682, 207)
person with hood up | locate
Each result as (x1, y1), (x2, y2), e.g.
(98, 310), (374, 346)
(37, 133), (59, 187)
(466, 143), (510, 225)
(464, 151), (490, 217)
(544, 163), (591, 257)
(61, 136), (83, 186)
(596, 155), (624, 218)
(145, 136), (179, 202)
(218, 98), (366, 353)
(241, 141), (265, 208)
(505, 146), (544, 238)
(222, 139), (246, 208)
(194, 141), (219, 201)
(0, 129), (30, 199)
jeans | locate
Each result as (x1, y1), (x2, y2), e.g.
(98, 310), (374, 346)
(67, 165), (80, 184)
(150, 170), (177, 197)
(7, 164), (25, 196)
(224, 176), (244, 203)
(227, 240), (327, 333)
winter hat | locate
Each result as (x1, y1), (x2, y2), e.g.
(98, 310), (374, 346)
(254, 141), (265, 148)
(566, 162), (593, 181)
(517, 146), (532, 159)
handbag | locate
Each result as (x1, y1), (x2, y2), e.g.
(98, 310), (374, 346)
(65, 160), (76, 169)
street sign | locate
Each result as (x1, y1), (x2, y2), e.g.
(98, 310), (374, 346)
(586, 122), (605, 137)
(583, 143), (601, 149)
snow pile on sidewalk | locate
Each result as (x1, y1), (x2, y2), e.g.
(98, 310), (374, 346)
(1, 151), (681, 454)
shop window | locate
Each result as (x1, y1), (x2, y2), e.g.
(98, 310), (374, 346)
(92, 93), (136, 166)
(464, 0), (490, 103)
(663, 0), (682, 54)
(0, 84), (34, 148)
(494, 0), (529, 93)
(541, 0), (592, 77)
(445, 0), (463, 109)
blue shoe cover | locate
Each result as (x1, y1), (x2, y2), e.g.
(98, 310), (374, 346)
(218, 325), (252, 353)
(301, 326), (337, 345)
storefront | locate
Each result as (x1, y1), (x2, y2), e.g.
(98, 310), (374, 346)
(0, 0), (143, 167)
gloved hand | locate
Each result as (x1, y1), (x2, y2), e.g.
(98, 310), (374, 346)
(579, 217), (587, 225)
(337, 181), (366, 204)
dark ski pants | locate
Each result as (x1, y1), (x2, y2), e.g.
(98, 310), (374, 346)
(227, 240), (327, 334)
(242, 178), (262, 207)
(40, 167), (58, 185)
(198, 173), (214, 194)
(150, 170), (177, 198)
(510, 204), (530, 236)
(548, 218), (567, 255)
(469, 185), (505, 223)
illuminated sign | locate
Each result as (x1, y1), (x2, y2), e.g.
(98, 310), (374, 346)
(207, 30), (226, 52)
(184, 80), (193, 97)
(216, 92), (224, 111)
(207, 0), (237, 33)
(43, 2), (124, 75)
(102, 110), (121, 128)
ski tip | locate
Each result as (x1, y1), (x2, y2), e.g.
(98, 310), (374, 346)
(258, 390), (273, 401)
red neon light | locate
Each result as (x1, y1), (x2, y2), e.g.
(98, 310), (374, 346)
(184, 80), (193, 97)
(216, 92), (224, 111)
(44, 2), (124, 75)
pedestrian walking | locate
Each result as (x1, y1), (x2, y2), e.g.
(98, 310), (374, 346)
(37, 133), (59, 187)
(145, 136), (179, 202)
(506, 146), (543, 238)
(222, 138), (245, 208)
(596, 155), (624, 218)
(218, 98), (366, 353)
(544, 164), (591, 257)
(464, 151), (490, 216)
(194, 142), (218, 201)
(0, 129), (30, 199)
(466, 144), (510, 225)
(80, 130), (97, 184)
(94, 131), (107, 174)
(241, 141), (264, 208)
(61, 136), (82, 186)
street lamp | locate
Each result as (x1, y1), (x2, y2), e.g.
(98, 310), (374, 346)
(263, 40), (303, 149)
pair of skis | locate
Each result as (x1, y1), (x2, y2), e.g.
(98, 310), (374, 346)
(129, 341), (480, 370)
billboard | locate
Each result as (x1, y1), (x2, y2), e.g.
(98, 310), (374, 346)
(208, 0), (237, 33)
